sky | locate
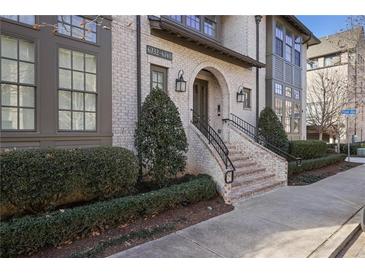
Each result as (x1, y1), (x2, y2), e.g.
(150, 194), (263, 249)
(297, 15), (350, 38)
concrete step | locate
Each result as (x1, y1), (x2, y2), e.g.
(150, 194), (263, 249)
(234, 166), (266, 177)
(232, 172), (275, 188)
(229, 180), (284, 202)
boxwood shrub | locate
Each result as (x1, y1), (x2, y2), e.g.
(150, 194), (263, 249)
(289, 140), (327, 159)
(288, 154), (346, 175)
(0, 146), (138, 217)
(0, 175), (217, 257)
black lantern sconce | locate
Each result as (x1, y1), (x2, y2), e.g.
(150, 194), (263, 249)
(175, 70), (187, 92)
(236, 85), (244, 103)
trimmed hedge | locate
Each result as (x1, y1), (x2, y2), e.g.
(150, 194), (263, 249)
(0, 175), (217, 257)
(289, 140), (327, 159)
(0, 146), (138, 217)
(327, 143), (365, 155)
(288, 154), (346, 175)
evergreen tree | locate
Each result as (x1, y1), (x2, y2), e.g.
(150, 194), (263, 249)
(135, 88), (188, 185)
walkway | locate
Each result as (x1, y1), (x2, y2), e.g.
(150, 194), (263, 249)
(111, 165), (365, 258)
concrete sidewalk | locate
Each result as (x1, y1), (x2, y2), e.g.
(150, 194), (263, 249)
(111, 165), (365, 258)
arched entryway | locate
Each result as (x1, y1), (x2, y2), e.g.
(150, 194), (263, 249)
(189, 65), (230, 140)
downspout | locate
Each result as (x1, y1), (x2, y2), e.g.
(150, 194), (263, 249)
(136, 15), (142, 180)
(255, 15), (262, 130)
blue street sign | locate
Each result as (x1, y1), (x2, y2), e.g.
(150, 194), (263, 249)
(341, 109), (357, 116)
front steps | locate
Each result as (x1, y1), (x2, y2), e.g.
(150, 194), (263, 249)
(224, 143), (285, 204)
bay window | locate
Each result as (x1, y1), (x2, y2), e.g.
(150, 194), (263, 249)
(166, 16), (218, 39)
(58, 48), (97, 131)
(1, 35), (36, 130)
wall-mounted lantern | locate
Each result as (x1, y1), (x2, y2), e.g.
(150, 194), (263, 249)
(236, 85), (244, 102)
(175, 70), (187, 92)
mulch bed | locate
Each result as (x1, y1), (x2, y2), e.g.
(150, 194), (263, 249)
(31, 196), (233, 258)
(288, 161), (362, 186)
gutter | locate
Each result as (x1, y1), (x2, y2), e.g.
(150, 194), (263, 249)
(136, 15), (142, 180)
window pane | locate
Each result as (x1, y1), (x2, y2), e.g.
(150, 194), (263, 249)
(85, 31), (96, 43)
(85, 112), (96, 130)
(1, 59), (17, 82)
(152, 71), (158, 82)
(1, 36), (18, 59)
(72, 27), (84, 39)
(85, 93), (96, 111)
(19, 16), (35, 25)
(85, 73), (96, 92)
(72, 71), (84, 90)
(1, 84), (17, 106)
(274, 83), (282, 95)
(19, 86), (35, 107)
(293, 119), (299, 133)
(57, 22), (71, 35)
(169, 15), (182, 22)
(1, 107), (17, 129)
(85, 20), (97, 32)
(85, 54), (96, 73)
(19, 62), (34, 84)
(72, 111), (84, 130)
(72, 92), (84, 111)
(19, 40), (34, 62)
(58, 90), (71, 109)
(59, 69), (71, 89)
(72, 51), (84, 71)
(59, 110), (71, 130)
(285, 45), (291, 62)
(2, 15), (17, 21)
(285, 87), (292, 97)
(19, 108), (34, 129)
(58, 15), (71, 24)
(187, 16), (200, 31)
(59, 48), (71, 69)
(72, 16), (84, 27)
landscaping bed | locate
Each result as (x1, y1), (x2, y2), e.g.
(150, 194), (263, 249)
(31, 196), (232, 258)
(288, 160), (361, 186)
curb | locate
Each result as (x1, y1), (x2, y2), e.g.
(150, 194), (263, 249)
(308, 208), (363, 258)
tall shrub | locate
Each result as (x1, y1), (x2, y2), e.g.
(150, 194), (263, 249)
(258, 107), (289, 152)
(135, 88), (188, 185)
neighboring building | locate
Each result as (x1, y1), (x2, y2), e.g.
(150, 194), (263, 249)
(306, 27), (365, 143)
(0, 15), (317, 202)
(0, 16), (113, 148)
(265, 16), (320, 140)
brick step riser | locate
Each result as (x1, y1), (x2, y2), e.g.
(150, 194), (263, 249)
(228, 181), (284, 202)
(234, 168), (266, 177)
(231, 174), (275, 188)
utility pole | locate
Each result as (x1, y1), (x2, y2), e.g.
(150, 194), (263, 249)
(255, 15), (262, 131)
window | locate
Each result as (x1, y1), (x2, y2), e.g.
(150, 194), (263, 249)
(169, 16), (182, 22)
(186, 16), (200, 31)
(58, 48), (97, 131)
(242, 88), (251, 109)
(285, 86), (292, 98)
(274, 83), (283, 95)
(285, 32), (292, 62)
(284, 101), (292, 133)
(324, 54), (340, 67)
(294, 36), (301, 66)
(151, 65), (167, 92)
(274, 98), (283, 122)
(57, 16), (97, 43)
(1, 35), (36, 130)
(204, 17), (216, 37)
(293, 89), (300, 100)
(293, 103), (300, 133)
(275, 25), (284, 57)
(307, 58), (318, 70)
(1, 15), (35, 25)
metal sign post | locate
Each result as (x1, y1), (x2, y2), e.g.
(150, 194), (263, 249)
(341, 109), (357, 162)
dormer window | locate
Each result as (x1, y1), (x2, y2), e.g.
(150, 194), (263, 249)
(165, 15), (218, 40)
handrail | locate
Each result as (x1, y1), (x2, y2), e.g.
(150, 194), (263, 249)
(225, 113), (302, 166)
(190, 109), (235, 183)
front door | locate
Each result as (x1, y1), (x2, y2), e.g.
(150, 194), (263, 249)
(193, 79), (208, 136)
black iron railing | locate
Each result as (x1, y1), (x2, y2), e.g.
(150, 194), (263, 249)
(191, 109), (235, 183)
(224, 113), (302, 166)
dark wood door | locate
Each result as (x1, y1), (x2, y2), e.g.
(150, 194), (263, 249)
(193, 79), (208, 136)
